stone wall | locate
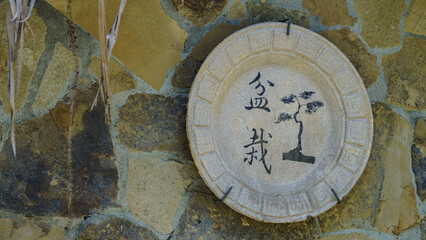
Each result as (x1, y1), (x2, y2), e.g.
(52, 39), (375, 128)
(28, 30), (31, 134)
(0, 0), (424, 239)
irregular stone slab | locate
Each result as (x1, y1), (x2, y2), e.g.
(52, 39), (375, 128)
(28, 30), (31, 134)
(319, 28), (379, 88)
(172, 56), (203, 88)
(412, 118), (426, 202)
(247, 3), (310, 27)
(319, 232), (374, 240)
(190, 24), (246, 61)
(172, 0), (228, 26)
(228, 0), (247, 20)
(0, 112), (68, 215)
(88, 56), (137, 94)
(172, 23), (244, 88)
(0, 3), (47, 113)
(46, 0), (187, 91)
(372, 104), (419, 235)
(34, 43), (76, 108)
(383, 36), (426, 110)
(0, 219), (13, 239)
(172, 193), (320, 239)
(303, 0), (356, 26)
(0, 87), (118, 216)
(403, 0), (426, 36)
(79, 218), (159, 240)
(353, 0), (405, 49)
(64, 88), (119, 216)
(117, 93), (190, 161)
(0, 218), (66, 240)
(126, 156), (195, 234)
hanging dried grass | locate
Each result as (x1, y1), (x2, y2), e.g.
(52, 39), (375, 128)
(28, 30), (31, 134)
(6, 0), (36, 156)
(94, 0), (127, 124)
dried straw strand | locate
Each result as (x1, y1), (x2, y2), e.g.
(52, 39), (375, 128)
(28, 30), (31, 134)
(98, 0), (111, 123)
(6, 0), (34, 156)
(93, 0), (126, 124)
(107, 0), (126, 59)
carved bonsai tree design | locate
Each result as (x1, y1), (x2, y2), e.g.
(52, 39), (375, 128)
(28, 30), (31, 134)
(275, 91), (324, 164)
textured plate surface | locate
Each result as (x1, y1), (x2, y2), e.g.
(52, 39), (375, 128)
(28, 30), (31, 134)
(187, 23), (373, 222)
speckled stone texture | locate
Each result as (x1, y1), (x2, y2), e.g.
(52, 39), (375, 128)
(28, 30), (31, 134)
(33, 43), (76, 109)
(319, 232), (374, 240)
(403, 0), (426, 36)
(0, 87), (118, 216)
(172, 0), (228, 26)
(247, 3), (310, 27)
(172, 193), (320, 240)
(383, 36), (426, 110)
(79, 218), (159, 240)
(126, 156), (196, 234)
(353, 0), (406, 49)
(412, 118), (426, 202)
(117, 93), (191, 161)
(228, 0), (247, 20)
(303, 0), (356, 26)
(0, 218), (66, 240)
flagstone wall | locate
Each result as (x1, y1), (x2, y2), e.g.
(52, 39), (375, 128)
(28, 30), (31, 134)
(0, 0), (424, 239)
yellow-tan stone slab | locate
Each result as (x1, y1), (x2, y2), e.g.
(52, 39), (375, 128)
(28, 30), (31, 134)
(191, 23), (245, 61)
(34, 43), (76, 108)
(372, 104), (420, 235)
(303, 0), (356, 26)
(319, 232), (374, 240)
(353, 0), (406, 49)
(126, 156), (195, 234)
(415, 119), (426, 141)
(0, 3), (47, 113)
(228, 0), (247, 20)
(403, 0), (426, 36)
(0, 218), (66, 240)
(0, 219), (13, 240)
(46, 0), (187, 91)
(88, 56), (137, 94)
(383, 36), (426, 110)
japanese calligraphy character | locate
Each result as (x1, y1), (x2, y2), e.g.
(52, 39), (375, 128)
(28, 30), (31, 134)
(245, 72), (274, 112)
(243, 128), (272, 174)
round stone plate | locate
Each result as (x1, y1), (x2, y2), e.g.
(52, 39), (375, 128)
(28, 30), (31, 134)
(187, 23), (373, 222)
